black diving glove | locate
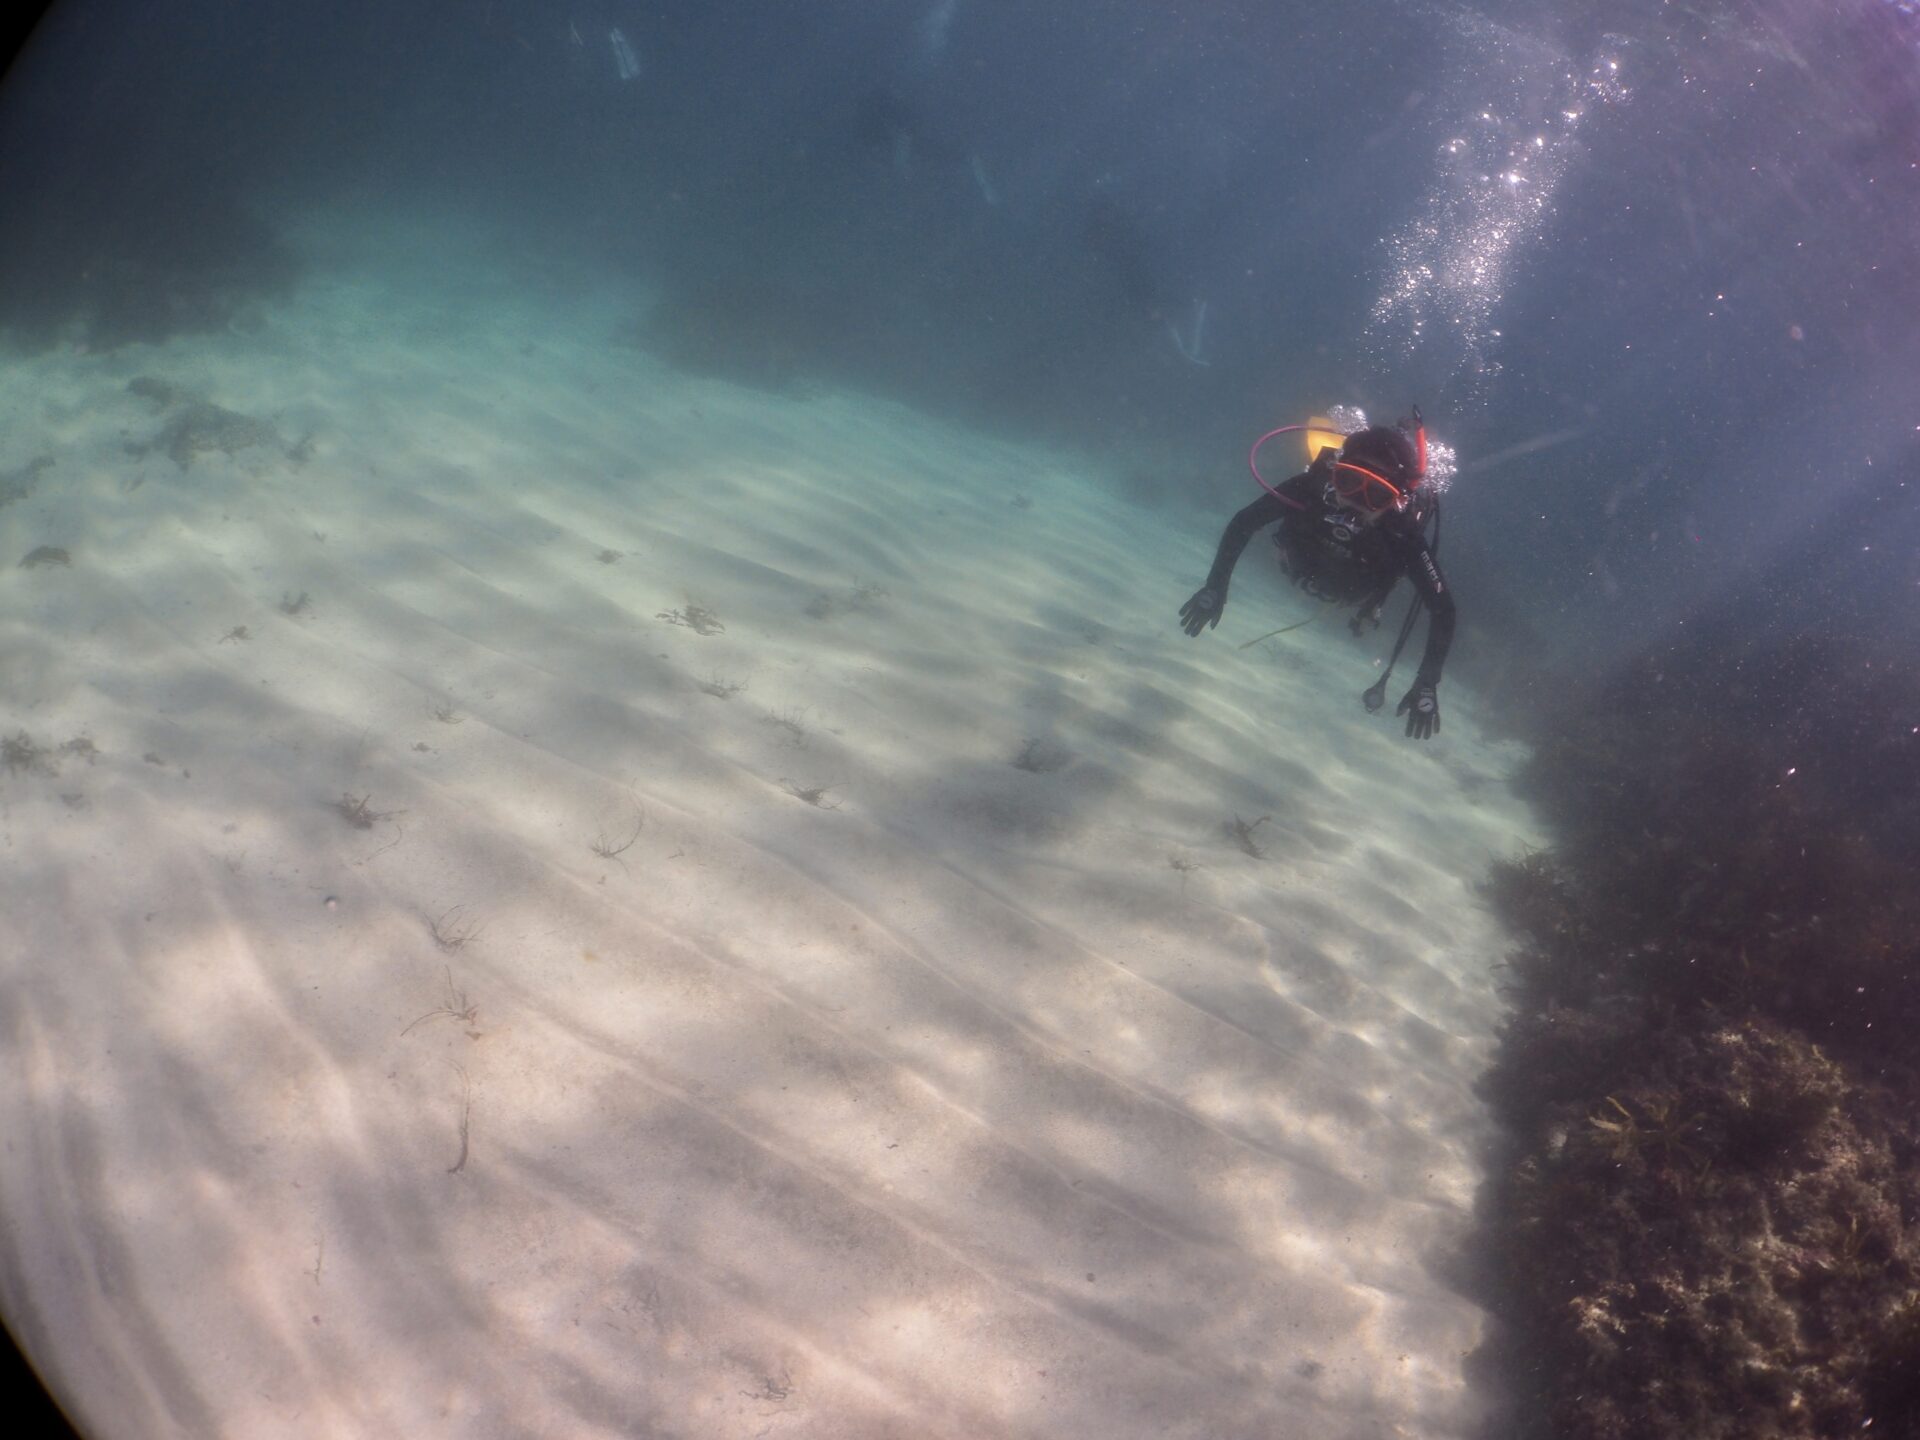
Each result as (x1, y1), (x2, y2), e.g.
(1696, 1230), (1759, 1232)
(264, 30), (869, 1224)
(1178, 586), (1224, 637)
(1396, 681), (1441, 740)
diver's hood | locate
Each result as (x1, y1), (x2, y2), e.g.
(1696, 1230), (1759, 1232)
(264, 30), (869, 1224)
(1338, 426), (1421, 489)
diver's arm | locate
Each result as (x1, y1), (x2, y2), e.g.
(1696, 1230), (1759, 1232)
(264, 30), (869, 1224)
(1179, 476), (1309, 637)
(1202, 482), (1305, 595)
(1400, 532), (1457, 685)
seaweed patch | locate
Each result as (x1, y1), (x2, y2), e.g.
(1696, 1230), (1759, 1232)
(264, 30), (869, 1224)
(1223, 813), (1270, 858)
(657, 604), (725, 635)
(2, 732), (51, 775)
(1012, 737), (1068, 774)
(0, 455), (52, 509)
(126, 398), (283, 471)
(333, 792), (402, 830)
(780, 778), (840, 809)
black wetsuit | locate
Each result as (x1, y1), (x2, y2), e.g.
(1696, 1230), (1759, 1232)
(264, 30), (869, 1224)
(1204, 466), (1456, 687)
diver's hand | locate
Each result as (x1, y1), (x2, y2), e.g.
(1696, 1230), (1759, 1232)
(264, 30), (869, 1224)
(1349, 604), (1382, 637)
(1397, 681), (1440, 740)
(1178, 586), (1224, 637)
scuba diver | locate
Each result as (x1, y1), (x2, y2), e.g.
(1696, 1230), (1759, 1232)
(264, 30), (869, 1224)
(1177, 410), (1455, 740)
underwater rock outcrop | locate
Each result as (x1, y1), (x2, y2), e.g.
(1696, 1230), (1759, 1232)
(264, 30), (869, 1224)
(0, 191), (299, 352)
(1481, 624), (1920, 1439)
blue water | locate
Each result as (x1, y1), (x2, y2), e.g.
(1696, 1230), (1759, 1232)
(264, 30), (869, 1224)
(8, 0), (1913, 671)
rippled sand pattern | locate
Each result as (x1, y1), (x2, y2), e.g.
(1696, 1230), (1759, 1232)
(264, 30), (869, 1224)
(0, 232), (1539, 1439)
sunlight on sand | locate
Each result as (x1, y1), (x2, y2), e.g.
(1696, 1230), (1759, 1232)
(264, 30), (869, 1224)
(0, 219), (1542, 1440)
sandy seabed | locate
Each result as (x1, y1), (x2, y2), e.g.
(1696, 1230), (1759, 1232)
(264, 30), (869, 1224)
(0, 222), (1542, 1440)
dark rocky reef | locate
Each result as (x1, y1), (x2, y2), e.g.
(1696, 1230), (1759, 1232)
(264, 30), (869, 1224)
(1478, 622), (1920, 1439)
(0, 190), (299, 353)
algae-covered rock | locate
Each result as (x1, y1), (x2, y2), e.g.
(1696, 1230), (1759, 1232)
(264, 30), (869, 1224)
(1495, 1005), (1919, 1439)
(1482, 561), (1920, 1440)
